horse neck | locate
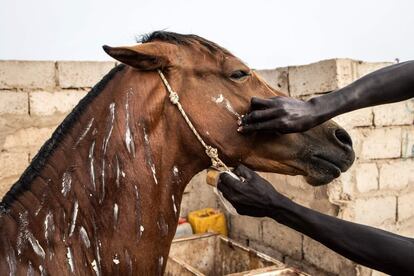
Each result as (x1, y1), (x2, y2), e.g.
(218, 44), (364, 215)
(0, 67), (210, 274)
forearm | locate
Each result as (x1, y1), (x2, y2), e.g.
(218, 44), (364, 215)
(269, 198), (414, 275)
(310, 60), (414, 122)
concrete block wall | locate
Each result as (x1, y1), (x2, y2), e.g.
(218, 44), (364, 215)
(0, 59), (412, 275)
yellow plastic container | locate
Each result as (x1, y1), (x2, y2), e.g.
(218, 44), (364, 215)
(188, 208), (228, 236)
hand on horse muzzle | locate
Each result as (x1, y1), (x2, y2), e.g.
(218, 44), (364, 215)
(238, 96), (322, 134)
(217, 165), (291, 217)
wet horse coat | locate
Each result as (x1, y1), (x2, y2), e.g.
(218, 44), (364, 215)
(0, 32), (354, 275)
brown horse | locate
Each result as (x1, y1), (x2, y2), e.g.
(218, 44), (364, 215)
(0, 31), (354, 275)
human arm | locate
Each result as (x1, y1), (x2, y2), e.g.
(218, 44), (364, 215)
(218, 165), (414, 275)
(240, 61), (414, 133)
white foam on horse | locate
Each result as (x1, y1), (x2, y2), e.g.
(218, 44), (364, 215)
(28, 232), (45, 260)
(79, 226), (91, 248)
(172, 166), (179, 177)
(61, 172), (72, 197)
(94, 239), (102, 276)
(69, 200), (79, 237)
(125, 91), (136, 157)
(44, 211), (54, 243)
(212, 94), (241, 119)
(16, 211), (29, 255)
(115, 155), (121, 188)
(150, 164), (158, 185)
(73, 117), (94, 148)
(172, 165), (181, 184)
(91, 259), (99, 276)
(6, 248), (16, 276)
(100, 103), (116, 203)
(159, 256), (164, 272)
(113, 203), (119, 226)
(66, 247), (75, 273)
(88, 141), (96, 191)
(143, 126), (158, 185)
(39, 265), (46, 276)
(103, 103), (116, 155)
(113, 254), (120, 265)
(172, 195), (178, 216)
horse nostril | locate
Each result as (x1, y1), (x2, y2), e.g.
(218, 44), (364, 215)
(334, 128), (353, 147)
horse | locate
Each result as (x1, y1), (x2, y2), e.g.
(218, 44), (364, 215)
(0, 31), (355, 275)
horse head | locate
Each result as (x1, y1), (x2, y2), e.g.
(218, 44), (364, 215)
(104, 31), (354, 186)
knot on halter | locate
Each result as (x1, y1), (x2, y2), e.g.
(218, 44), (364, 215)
(169, 91), (179, 104)
(205, 146), (219, 160)
(205, 146), (228, 170)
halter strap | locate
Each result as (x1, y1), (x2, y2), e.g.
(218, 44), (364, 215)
(157, 69), (230, 172)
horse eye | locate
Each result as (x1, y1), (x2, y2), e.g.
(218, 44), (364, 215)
(230, 70), (250, 80)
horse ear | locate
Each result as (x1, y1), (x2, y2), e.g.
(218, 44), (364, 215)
(102, 43), (172, 70)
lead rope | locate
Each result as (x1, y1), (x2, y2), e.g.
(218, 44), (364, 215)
(157, 69), (230, 172)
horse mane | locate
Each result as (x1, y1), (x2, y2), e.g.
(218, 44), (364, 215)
(0, 64), (126, 209)
(139, 30), (232, 56)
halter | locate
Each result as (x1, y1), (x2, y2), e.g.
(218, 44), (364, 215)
(157, 70), (230, 172)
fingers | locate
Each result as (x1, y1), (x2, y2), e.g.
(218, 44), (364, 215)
(218, 172), (242, 189)
(218, 167), (254, 200)
(241, 109), (278, 125)
(239, 119), (282, 133)
(233, 164), (255, 180)
(217, 175), (245, 205)
(238, 96), (288, 133)
(250, 97), (273, 110)
(250, 96), (285, 110)
(234, 165), (274, 190)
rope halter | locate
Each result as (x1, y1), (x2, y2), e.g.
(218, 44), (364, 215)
(157, 69), (230, 172)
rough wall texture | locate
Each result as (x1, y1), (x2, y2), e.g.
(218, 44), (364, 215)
(0, 59), (412, 276)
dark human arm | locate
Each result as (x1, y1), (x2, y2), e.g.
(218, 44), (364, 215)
(240, 61), (414, 133)
(218, 165), (414, 275)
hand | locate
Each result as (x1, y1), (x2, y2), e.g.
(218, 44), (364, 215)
(217, 165), (289, 217)
(238, 96), (322, 134)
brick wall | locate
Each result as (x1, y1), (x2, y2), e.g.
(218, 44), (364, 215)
(1, 60), (412, 275)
